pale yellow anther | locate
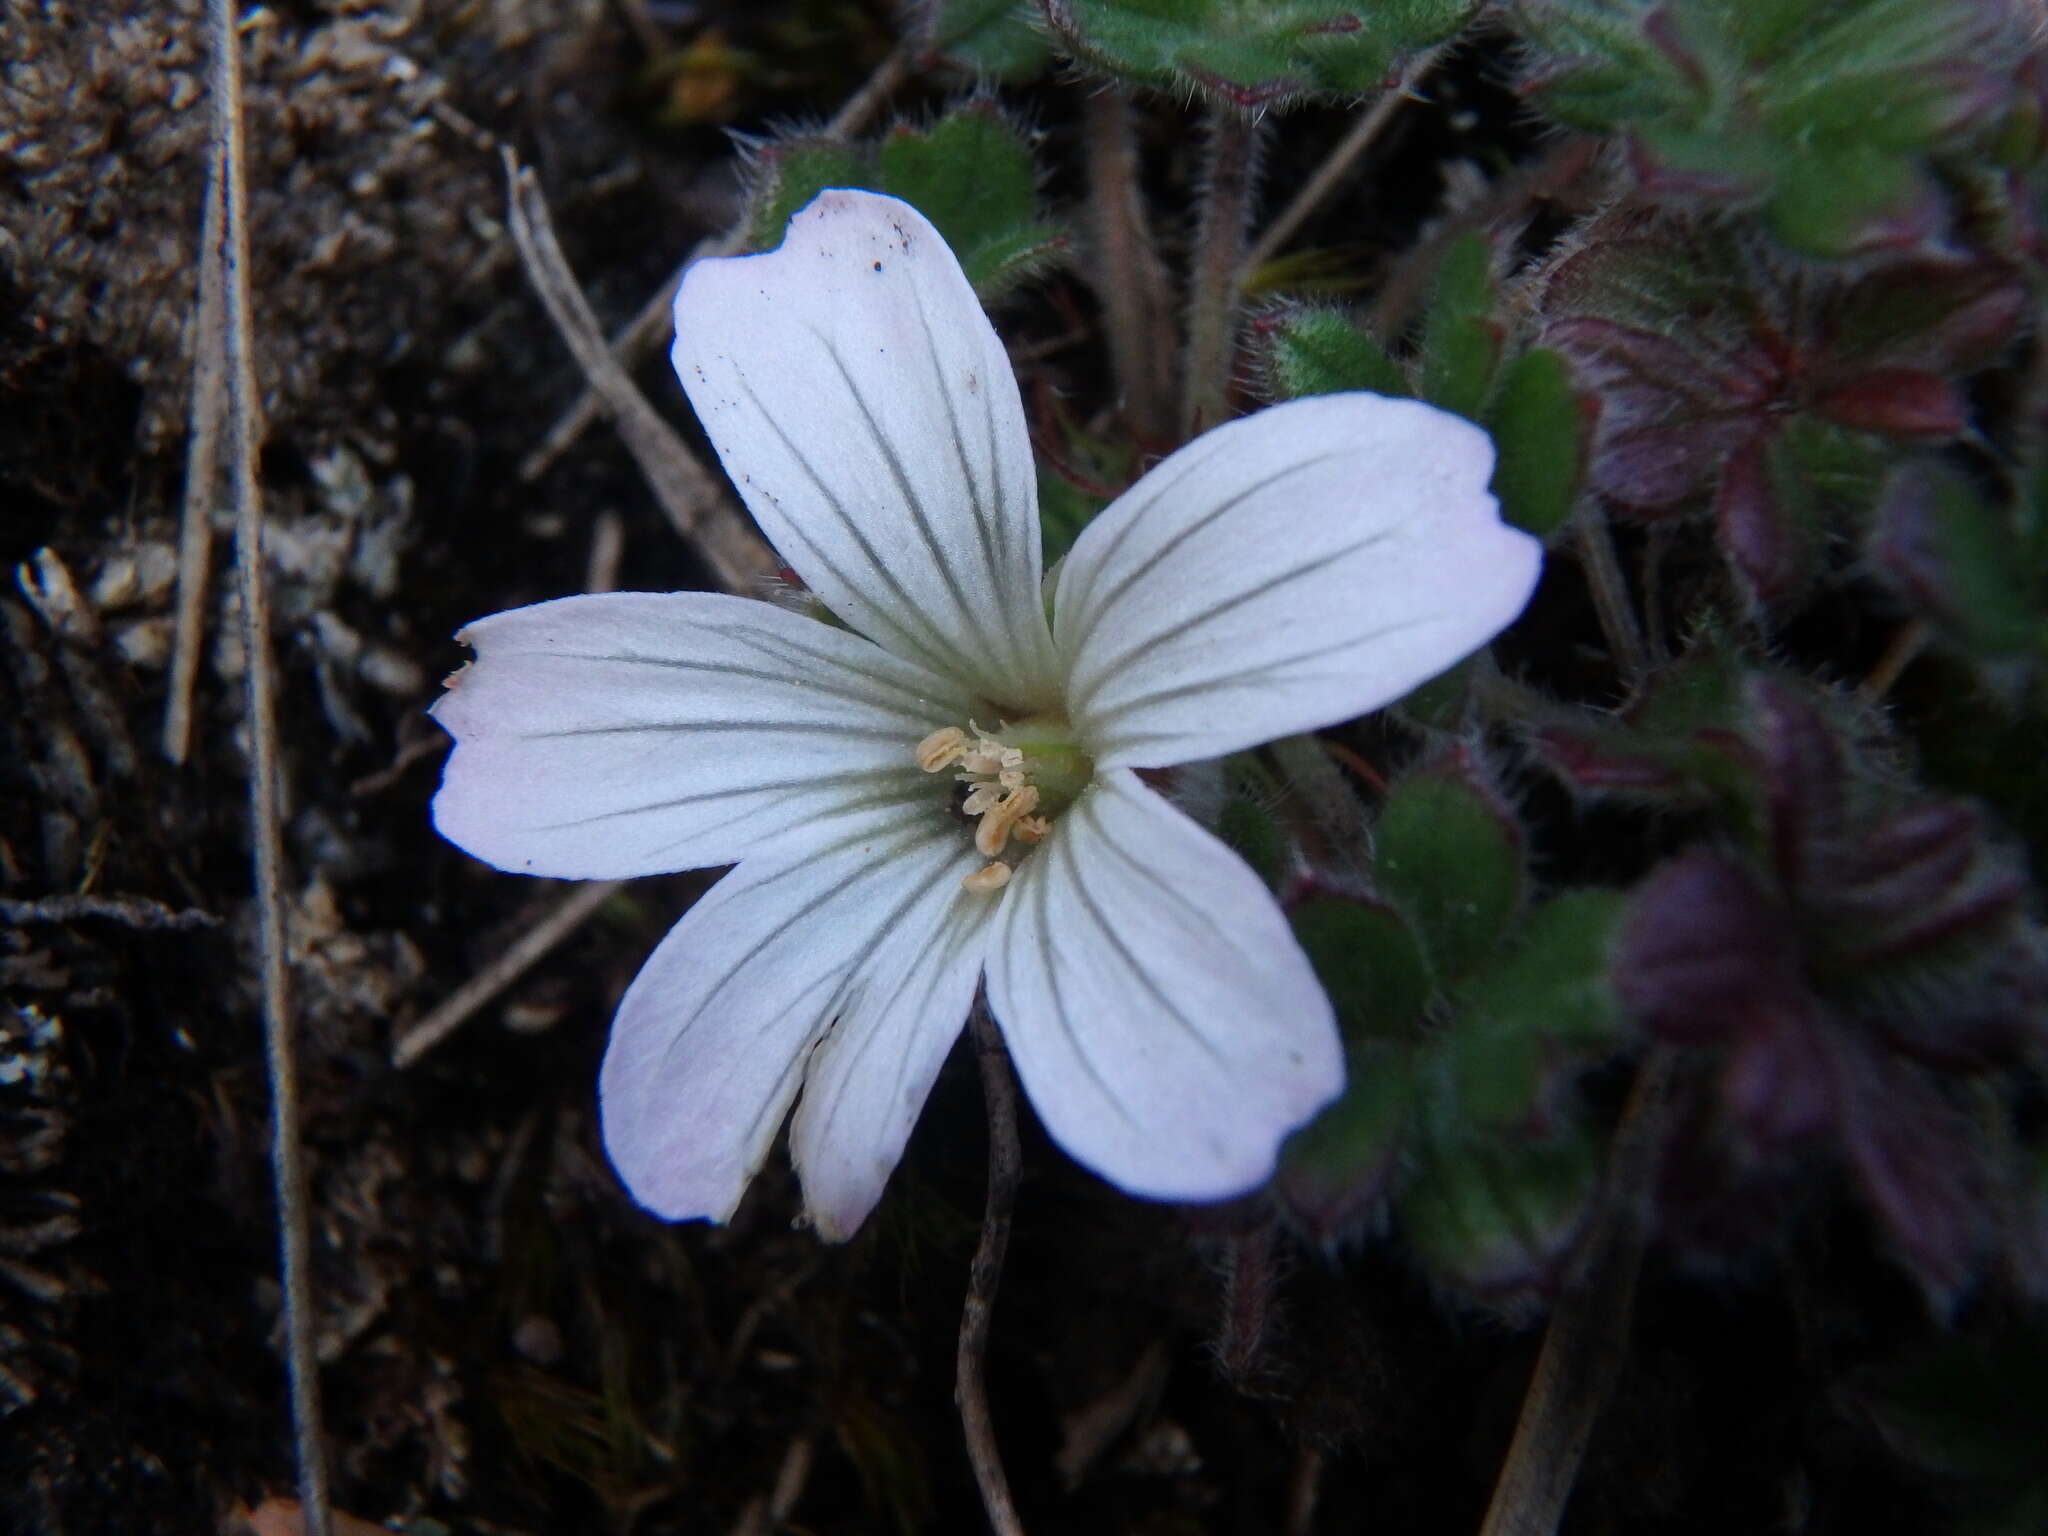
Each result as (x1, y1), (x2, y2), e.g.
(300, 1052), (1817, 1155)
(961, 861), (1013, 894)
(960, 784), (1003, 816)
(1012, 815), (1050, 844)
(975, 785), (1041, 857)
(916, 725), (969, 774)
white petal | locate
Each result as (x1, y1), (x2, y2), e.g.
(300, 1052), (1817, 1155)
(599, 803), (988, 1224)
(788, 863), (993, 1239)
(1054, 394), (1542, 767)
(984, 768), (1343, 1202)
(431, 591), (969, 878)
(673, 190), (1060, 710)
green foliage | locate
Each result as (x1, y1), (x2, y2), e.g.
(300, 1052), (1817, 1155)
(1872, 462), (2042, 662)
(1277, 1039), (1414, 1234)
(929, 0), (1054, 82)
(1258, 307), (1407, 400)
(1290, 894), (1435, 1035)
(1512, 0), (2025, 253)
(1416, 235), (1501, 419)
(748, 139), (868, 252)
(1856, 1329), (2048, 1532)
(1402, 1106), (1598, 1295)
(1487, 347), (1587, 538)
(1044, 0), (1477, 108)
(744, 103), (1063, 299)
(1449, 890), (1625, 1128)
(1254, 240), (1594, 540)
(1373, 762), (1524, 985)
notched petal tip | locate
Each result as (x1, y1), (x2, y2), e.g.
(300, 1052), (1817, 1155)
(671, 187), (1060, 708)
(1058, 393), (1542, 768)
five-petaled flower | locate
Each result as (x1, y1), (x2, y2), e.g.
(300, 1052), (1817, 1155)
(431, 190), (1542, 1239)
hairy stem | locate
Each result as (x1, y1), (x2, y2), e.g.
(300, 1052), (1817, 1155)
(958, 1007), (1026, 1536)
(1084, 86), (1175, 445)
(1180, 106), (1265, 441)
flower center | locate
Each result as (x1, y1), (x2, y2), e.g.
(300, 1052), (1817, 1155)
(914, 717), (1094, 893)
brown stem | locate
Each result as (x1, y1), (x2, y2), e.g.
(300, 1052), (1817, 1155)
(1241, 43), (1449, 280)
(520, 37), (917, 480)
(1477, 1049), (1675, 1536)
(1083, 86), (1175, 445)
(1574, 501), (1651, 688)
(1180, 106), (1264, 441)
(163, 143), (225, 766)
(207, 0), (332, 1529)
(958, 1007), (1027, 1536)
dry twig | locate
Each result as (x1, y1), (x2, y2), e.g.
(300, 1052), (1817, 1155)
(1574, 501), (1652, 688)
(205, 0), (333, 1528)
(519, 36), (917, 479)
(0, 893), (222, 930)
(162, 144), (227, 766)
(1241, 43), (1450, 279)
(503, 153), (777, 592)
(392, 880), (624, 1068)
(1477, 1049), (1676, 1536)
(958, 1008), (1027, 1536)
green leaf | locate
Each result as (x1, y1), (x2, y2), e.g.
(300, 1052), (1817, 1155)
(1873, 463), (2039, 659)
(1374, 762), (1525, 984)
(1417, 234), (1501, 419)
(1766, 143), (1933, 256)
(1278, 1039), (1414, 1239)
(1290, 895), (1434, 1037)
(1258, 307), (1408, 401)
(747, 138), (872, 251)
(1037, 466), (1106, 568)
(1393, 656), (1476, 732)
(1045, 0), (1476, 107)
(875, 104), (1064, 298)
(1403, 1112), (1598, 1295)
(1449, 890), (1625, 1128)
(1215, 757), (1289, 888)
(1485, 347), (1586, 538)
(930, 0), (1055, 82)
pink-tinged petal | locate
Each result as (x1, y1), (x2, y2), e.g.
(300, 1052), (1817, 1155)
(1054, 395), (1541, 769)
(431, 591), (969, 879)
(600, 803), (987, 1225)
(788, 874), (994, 1239)
(984, 768), (1343, 1202)
(673, 191), (1059, 711)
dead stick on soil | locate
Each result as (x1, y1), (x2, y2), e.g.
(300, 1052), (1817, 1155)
(503, 153), (776, 592)
(1181, 106), (1266, 441)
(392, 880), (623, 1068)
(163, 143), (228, 766)
(205, 1), (333, 1530)
(958, 1008), (1027, 1536)
(519, 37), (917, 481)
(1477, 1048), (1675, 1536)
(1241, 43), (1449, 279)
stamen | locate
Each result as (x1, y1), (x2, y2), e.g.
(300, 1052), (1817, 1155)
(962, 862), (1013, 894)
(916, 726), (969, 774)
(960, 784), (1003, 816)
(975, 785), (1041, 857)
(1012, 815), (1050, 844)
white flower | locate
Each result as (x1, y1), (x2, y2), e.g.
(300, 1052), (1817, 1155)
(431, 190), (1542, 1239)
